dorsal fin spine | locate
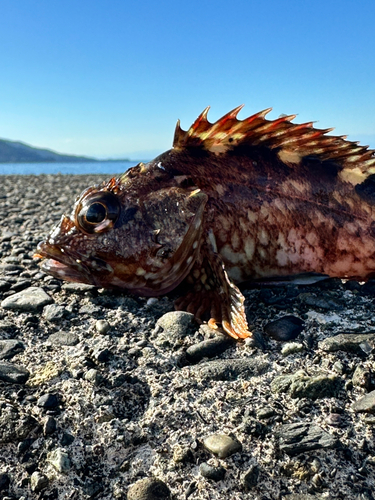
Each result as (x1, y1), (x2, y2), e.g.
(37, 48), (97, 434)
(172, 106), (375, 173)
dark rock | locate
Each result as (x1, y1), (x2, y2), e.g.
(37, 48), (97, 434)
(17, 438), (34, 454)
(300, 293), (342, 311)
(257, 406), (277, 420)
(319, 333), (375, 354)
(37, 393), (59, 408)
(240, 416), (267, 437)
(271, 370), (342, 399)
(0, 472), (10, 491)
(0, 362), (29, 384)
(0, 408), (37, 444)
(10, 279), (32, 292)
(276, 422), (338, 455)
(43, 416), (57, 435)
(0, 321), (18, 338)
(264, 315), (304, 341)
(199, 462), (226, 481)
(127, 478), (171, 500)
(186, 335), (233, 363)
(93, 348), (111, 363)
(184, 356), (269, 382)
(60, 432), (75, 446)
(242, 464), (259, 489)
(0, 339), (25, 360)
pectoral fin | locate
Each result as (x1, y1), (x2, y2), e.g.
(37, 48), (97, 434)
(175, 242), (251, 340)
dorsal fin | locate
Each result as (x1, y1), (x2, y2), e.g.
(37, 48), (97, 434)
(173, 106), (375, 175)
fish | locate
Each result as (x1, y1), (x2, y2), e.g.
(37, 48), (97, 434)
(36, 105), (375, 340)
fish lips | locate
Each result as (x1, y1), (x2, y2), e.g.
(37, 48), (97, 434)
(36, 241), (113, 286)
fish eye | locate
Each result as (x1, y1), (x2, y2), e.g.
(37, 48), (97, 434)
(86, 203), (107, 223)
(76, 191), (120, 234)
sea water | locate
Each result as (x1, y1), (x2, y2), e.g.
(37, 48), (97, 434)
(0, 161), (142, 176)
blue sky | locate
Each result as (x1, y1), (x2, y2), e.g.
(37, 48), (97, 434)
(0, 0), (374, 159)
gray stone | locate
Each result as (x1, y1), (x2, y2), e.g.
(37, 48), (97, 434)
(0, 339), (25, 360)
(95, 319), (110, 335)
(319, 333), (375, 354)
(48, 331), (79, 346)
(1, 286), (52, 311)
(172, 445), (194, 464)
(0, 362), (29, 384)
(199, 462), (226, 481)
(43, 303), (66, 322)
(203, 434), (242, 458)
(84, 368), (103, 385)
(0, 406), (37, 443)
(352, 365), (372, 390)
(186, 335), (233, 363)
(281, 342), (304, 356)
(47, 448), (71, 473)
(153, 311), (198, 348)
(276, 422), (338, 455)
(62, 283), (96, 292)
(30, 471), (49, 493)
(185, 356), (270, 382)
(271, 370), (342, 399)
(353, 390), (375, 413)
(127, 478), (171, 500)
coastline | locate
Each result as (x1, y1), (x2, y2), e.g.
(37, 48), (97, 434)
(0, 174), (375, 499)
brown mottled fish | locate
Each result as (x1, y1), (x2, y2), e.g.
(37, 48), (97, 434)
(36, 106), (375, 339)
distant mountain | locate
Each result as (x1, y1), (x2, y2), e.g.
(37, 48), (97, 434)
(0, 138), (97, 163)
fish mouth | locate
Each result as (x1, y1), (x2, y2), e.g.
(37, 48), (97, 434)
(36, 241), (113, 286)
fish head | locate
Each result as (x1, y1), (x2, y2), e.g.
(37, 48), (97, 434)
(36, 162), (208, 295)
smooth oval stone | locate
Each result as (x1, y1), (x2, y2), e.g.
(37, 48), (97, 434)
(264, 315), (304, 341)
(203, 434), (242, 458)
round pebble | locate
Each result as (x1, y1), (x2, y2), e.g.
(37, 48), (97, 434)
(127, 478), (171, 500)
(95, 319), (110, 335)
(203, 434), (242, 458)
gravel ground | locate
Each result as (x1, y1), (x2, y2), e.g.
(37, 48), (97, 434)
(1, 174), (375, 500)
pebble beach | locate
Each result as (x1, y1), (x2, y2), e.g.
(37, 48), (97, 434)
(1, 174), (375, 499)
